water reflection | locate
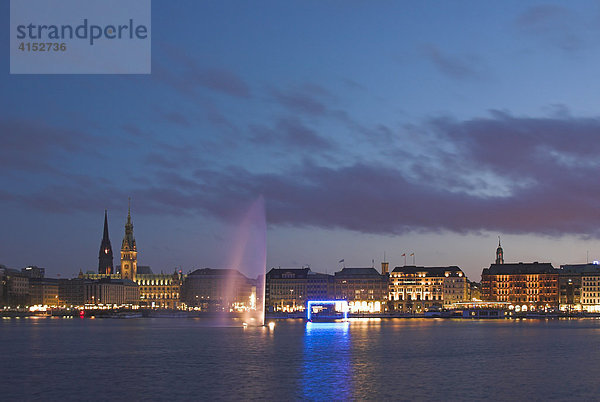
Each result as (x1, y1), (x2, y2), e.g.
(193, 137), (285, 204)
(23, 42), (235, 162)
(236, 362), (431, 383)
(302, 322), (352, 400)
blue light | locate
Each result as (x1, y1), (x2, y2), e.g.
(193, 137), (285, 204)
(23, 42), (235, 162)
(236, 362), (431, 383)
(306, 300), (348, 321)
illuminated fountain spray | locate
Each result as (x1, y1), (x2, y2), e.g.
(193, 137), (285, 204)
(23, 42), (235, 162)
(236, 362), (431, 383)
(224, 195), (266, 326)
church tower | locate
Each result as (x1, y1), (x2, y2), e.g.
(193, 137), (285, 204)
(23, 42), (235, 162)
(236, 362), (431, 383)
(98, 210), (114, 275)
(120, 199), (138, 281)
(495, 236), (504, 265)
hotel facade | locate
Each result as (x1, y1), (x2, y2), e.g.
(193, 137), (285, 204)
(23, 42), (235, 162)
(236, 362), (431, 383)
(388, 266), (468, 313)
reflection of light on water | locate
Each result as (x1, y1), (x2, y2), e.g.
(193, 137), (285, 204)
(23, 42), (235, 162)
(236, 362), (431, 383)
(302, 321), (352, 399)
(306, 321), (350, 333)
(268, 321), (275, 330)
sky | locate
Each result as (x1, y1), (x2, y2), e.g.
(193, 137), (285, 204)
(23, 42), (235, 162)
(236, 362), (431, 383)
(3, 1), (600, 280)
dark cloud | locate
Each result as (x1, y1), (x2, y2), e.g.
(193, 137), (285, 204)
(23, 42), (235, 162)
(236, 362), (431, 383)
(163, 111), (191, 127)
(121, 124), (147, 137)
(139, 112), (600, 238)
(7, 112), (600, 239)
(186, 68), (251, 98)
(153, 43), (251, 99)
(250, 117), (333, 152)
(422, 44), (484, 80)
(515, 5), (585, 52)
(0, 118), (100, 173)
(270, 86), (328, 116)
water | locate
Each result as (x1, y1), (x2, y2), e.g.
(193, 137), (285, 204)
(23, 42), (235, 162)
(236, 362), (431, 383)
(2, 317), (600, 400)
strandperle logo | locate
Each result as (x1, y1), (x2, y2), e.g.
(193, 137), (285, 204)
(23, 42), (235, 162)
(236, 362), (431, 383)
(10, 0), (151, 74)
(16, 19), (149, 46)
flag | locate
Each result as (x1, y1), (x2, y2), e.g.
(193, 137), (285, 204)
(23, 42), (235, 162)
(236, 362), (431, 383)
(410, 253), (414, 256)
(401, 253), (406, 257)
(338, 259), (344, 263)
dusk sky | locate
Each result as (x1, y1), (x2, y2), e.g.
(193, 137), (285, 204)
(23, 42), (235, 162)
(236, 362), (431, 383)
(4, 1), (600, 280)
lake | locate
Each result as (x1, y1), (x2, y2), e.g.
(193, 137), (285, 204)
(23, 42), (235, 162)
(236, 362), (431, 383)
(2, 317), (600, 400)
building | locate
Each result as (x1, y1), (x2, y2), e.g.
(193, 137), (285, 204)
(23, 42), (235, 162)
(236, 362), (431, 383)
(389, 266), (467, 312)
(136, 269), (183, 309)
(2, 268), (30, 307)
(556, 264), (600, 311)
(29, 278), (59, 306)
(334, 267), (388, 313)
(581, 272), (600, 312)
(468, 280), (482, 301)
(21, 266), (45, 279)
(307, 271), (334, 301)
(120, 201), (137, 281)
(0, 266), (6, 306)
(265, 268), (311, 312)
(443, 269), (469, 306)
(98, 210), (114, 275)
(558, 263), (600, 311)
(85, 278), (139, 306)
(58, 278), (89, 307)
(481, 262), (559, 310)
(182, 268), (255, 311)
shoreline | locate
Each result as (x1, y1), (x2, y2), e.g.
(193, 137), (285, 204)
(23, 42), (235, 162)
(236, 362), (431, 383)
(2, 308), (599, 320)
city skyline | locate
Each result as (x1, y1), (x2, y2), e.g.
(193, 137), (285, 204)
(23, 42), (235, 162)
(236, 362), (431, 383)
(4, 1), (600, 280)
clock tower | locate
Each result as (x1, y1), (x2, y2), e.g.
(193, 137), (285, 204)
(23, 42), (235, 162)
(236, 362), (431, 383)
(98, 210), (114, 275)
(121, 199), (138, 281)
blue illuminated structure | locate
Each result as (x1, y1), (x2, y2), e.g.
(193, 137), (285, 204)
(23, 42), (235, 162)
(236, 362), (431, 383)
(306, 300), (349, 321)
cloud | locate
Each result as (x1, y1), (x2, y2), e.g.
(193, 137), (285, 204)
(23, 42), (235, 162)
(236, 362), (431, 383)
(515, 5), (586, 52)
(186, 68), (251, 98)
(270, 86), (328, 116)
(153, 42), (251, 98)
(249, 117), (334, 152)
(7, 110), (600, 240)
(422, 44), (484, 80)
(163, 111), (191, 127)
(0, 118), (100, 173)
(137, 112), (600, 238)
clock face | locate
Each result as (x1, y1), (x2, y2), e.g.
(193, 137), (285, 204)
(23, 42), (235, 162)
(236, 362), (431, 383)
(105, 248), (109, 254)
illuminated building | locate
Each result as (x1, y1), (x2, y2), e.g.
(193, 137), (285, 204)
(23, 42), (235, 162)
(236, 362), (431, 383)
(120, 200), (137, 281)
(85, 278), (139, 306)
(136, 269), (183, 309)
(29, 278), (59, 306)
(556, 264), (599, 311)
(581, 273), (600, 312)
(468, 280), (481, 301)
(265, 268), (311, 312)
(481, 262), (559, 310)
(389, 266), (467, 313)
(334, 267), (388, 313)
(182, 268), (255, 311)
(98, 210), (114, 275)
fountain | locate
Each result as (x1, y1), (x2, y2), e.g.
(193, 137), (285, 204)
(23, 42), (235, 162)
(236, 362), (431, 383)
(223, 195), (266, 326)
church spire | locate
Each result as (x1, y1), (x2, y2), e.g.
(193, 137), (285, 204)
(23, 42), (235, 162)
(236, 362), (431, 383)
(495, 236), (504, 265)
(127, 197), (131, 224)
(122, 198), (136, 251)
(121, 198), (138, 281)
(98, 210), (114, 275)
